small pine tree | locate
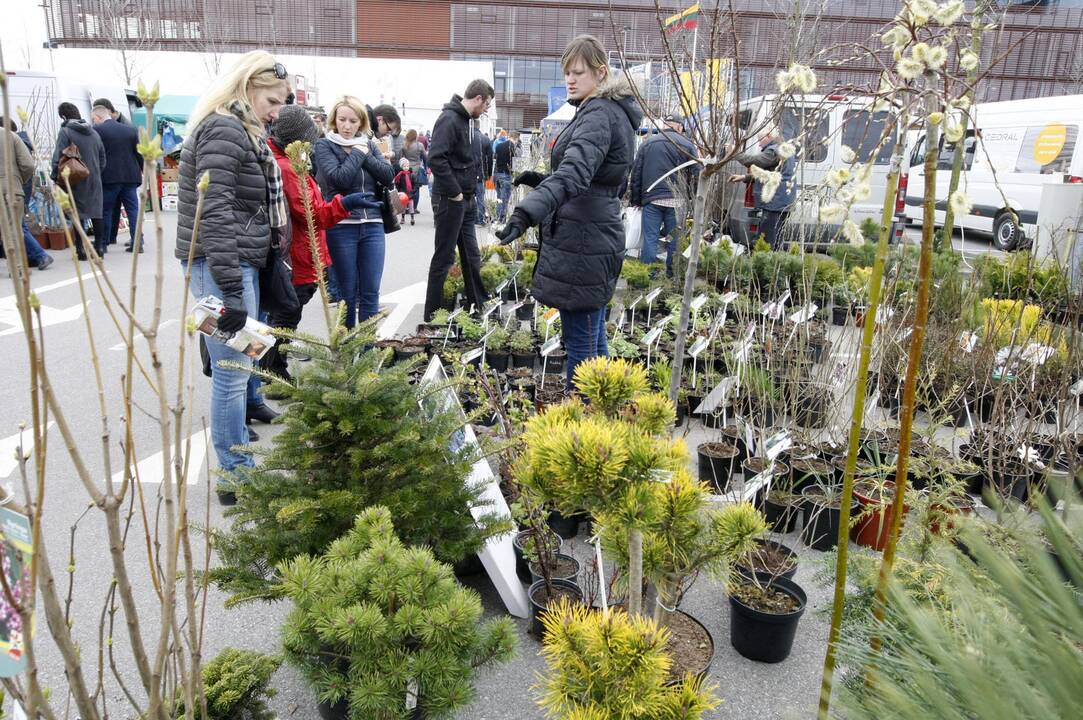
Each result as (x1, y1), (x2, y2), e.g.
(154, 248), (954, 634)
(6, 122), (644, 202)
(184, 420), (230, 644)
(211, 320), (510, 604)
(174, 647), (281, 720)
(279, 507), (517, 720)
(535, 599), (718, 719)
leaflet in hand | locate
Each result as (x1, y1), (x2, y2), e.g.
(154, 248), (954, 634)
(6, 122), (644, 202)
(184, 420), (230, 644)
(190, 295), (275, 360)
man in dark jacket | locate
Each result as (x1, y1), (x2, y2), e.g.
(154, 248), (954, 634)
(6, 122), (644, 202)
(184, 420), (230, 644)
(628, 115), (698, 277)
(92, 105), (144, 252)
(730, 125), (796, 250)
(51, 102), (106, 258)
(472, 130), (493, 226)
(423, 79), (494, 321)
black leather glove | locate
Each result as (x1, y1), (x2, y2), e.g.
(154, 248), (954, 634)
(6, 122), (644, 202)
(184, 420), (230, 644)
(513, 171), (546, 188)
(496, 209), (529, 245)
(217, 306), (248, 334)
(341, 191), (382, 211)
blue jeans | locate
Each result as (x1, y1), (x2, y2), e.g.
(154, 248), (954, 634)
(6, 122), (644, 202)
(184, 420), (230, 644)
(475, 179), (487, 223)
(326, 222), (385, 328)
(560, 308), (608, 391)
(494, 172), (512, 222)
(22, 221), (48, 265)
(183, 258), (259, 475)
(102, 183), (143, 248)
(639, 203), (678, 277)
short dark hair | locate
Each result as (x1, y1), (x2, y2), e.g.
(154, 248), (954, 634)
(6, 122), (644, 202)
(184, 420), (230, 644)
(1, 117), (16, 132)
(58, 102), (81, 121)
(464, 79), (495, 102)
(93, 97), (116, 112)
(372, 103), (400, 129)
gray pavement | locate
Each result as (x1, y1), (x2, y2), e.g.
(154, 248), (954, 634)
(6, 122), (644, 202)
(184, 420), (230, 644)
(1, 199), (1001, 719)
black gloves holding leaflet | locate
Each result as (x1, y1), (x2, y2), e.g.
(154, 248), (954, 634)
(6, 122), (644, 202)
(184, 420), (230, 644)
(341, 191), (382, 211)
(513, 171), (547, 188)
(217, 306), (249, 333)
(496, 209), (530, 245)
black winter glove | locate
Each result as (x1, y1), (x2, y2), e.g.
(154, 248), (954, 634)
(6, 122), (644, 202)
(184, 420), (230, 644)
(217, 306), (248, 334)
(341, 191), (382, 211)
(513, 171), (546, 188)
(496, 209), (530, 246)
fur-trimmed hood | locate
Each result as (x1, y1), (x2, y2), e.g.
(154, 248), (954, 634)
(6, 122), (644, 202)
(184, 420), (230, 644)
(570, 71), (643, 131)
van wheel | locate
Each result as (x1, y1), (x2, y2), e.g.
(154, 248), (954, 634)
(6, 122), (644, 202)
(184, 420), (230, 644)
(993, 212), (1021, 251)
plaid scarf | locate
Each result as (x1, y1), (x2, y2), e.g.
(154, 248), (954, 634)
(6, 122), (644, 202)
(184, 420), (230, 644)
(228, 102), (287, 229)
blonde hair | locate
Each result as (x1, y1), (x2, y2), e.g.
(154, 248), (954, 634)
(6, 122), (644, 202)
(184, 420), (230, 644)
(188, 50), (290, 143)
(328, 96), (371, 136)
(561, 35), (610, 80)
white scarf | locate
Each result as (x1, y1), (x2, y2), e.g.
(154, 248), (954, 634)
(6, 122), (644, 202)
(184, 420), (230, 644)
(326, 131), (371, 149)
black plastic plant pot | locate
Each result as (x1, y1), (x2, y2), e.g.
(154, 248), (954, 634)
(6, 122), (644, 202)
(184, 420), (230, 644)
(394, 346), (427, 364)
(991, 464), (1032, 503)
(762, 494), (800, 533)
(547, 509), (580, 539)
(453, 552), (485, 578)
(513, 529), (563, 585)
(661, 610), (715, 686)
(743, 458), (789, 486)
(735, 539), (799, 581)
(697, 442), (740, 493)
(529, 578), (583, 639)
(317, 698), (349, 720)
(516, 302), (536, 321)
(511, 352), (535, 370)
(487, 351), (510, 372)
(830, 305), (849, 326)
(801, 486), (859, 551)
(529, 552), (581, 585)
(728, 573), (808, 663)
(544, 352), (567, 374)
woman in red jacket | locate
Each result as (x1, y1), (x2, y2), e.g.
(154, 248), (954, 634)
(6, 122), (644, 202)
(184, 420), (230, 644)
(265, 105), (380, 380)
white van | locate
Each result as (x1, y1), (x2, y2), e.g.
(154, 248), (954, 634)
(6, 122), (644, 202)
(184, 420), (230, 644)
(901, 94), (1083, 250)
(727, 94), (904, 247)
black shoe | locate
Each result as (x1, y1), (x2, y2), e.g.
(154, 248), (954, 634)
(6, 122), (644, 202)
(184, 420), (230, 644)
(247, 427), (260, 442)
(125, 244), (145, 253)
(37, 255), (54, 270)
(410, 217), (415, 226)
(216, 488), (238, 505)
(246, 403), (280, 424)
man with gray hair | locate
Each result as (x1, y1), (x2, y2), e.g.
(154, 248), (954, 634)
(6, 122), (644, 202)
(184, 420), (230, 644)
(730, 124), (796, 250)
(91, 104), (144, 252)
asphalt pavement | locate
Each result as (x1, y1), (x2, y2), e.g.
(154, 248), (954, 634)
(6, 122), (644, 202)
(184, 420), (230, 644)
(1, 198), (1002, 719)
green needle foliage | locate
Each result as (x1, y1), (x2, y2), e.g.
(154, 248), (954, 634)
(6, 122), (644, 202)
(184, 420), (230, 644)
(536, 599), (719, 719)
(173, 648), (281, 720)
(833, 500), (1083, 719)
(280, 506), (517, 720)
(211, 321), (509, 604)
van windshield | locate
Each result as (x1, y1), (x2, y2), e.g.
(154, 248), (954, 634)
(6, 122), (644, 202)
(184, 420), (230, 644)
(841, 109), (897, 165)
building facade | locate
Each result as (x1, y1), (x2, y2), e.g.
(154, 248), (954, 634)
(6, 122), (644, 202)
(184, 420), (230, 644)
(44, 1), (1083, 129)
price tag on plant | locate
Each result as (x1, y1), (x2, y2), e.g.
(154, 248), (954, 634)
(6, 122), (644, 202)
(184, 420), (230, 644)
(654, 313), (675, 330)
(789, 302), (818, 324)
(508, 263), (522, 280)
(460, 347), (484, 365)
(1071, 378), (1083, 396)
(544, 308), (560, 326)
(689, 336), (709, 357)
(720, 291), (739, 304)
(406, 679), (419, 711)
(1021, 343), (1055, 366)
(731, 241), (746, 256)
(745, 423), (756, 457)
(629, 293), (645, 310)
(959, 331), (978, 353)
(480, 327), (496, 345)
(690, 293), (709, 312)
(482, 299), (501, 319)
(494, 279), (510, 295)
(764, 431), (792, 461)
(649, 469), (674, 483)
(682, 244), (692, 259)
(694, 376), (737, 414)
(875, 306), (894, 325)
(646, 287), (663, 304)
(540, 337), (562, 356)
(641, 326), (664, 346)
(509, 300), (525, 314)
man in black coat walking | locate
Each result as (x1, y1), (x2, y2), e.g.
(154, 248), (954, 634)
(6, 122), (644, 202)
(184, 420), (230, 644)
(91, 105), (144, 252)
(423, 79), (494, 321)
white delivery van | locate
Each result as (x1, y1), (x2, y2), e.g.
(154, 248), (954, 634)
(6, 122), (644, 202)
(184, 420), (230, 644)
(727, 94), (904, 247)
(901, 94), (1083, 251)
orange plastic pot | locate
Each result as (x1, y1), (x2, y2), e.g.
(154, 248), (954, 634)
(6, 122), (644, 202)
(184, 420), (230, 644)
(852, 481), (908, 551)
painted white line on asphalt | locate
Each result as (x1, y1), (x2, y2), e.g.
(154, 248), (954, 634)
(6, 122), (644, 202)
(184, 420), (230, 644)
(0, 422), (55, 479)
(108, 319), (179, 351)
(0, 301), (88, 337)
(0, 271), (96, 305)
(112, 430), (208, 486)
(377, 281), (426, 340)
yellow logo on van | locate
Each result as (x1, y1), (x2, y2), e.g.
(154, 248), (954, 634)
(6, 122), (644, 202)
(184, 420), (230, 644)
(1033, 123), (1067, 166)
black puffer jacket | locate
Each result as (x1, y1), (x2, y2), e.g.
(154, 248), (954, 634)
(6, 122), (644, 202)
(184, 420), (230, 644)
(312, 136), (394, 222)
(428, 95), (475, 197)
(175, 113), (271, 308)
(518, 75), (643, 312)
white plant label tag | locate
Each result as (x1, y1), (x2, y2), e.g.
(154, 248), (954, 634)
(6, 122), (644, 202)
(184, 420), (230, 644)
(689, 336), (709, 357)
(461, 347), (484, 364)
(406, 679), (419, 710)
(480, 328), (496, 345)
(683, 244), (692, 259)
(448, 308), (464, 321)
(789, 302), (818, 324)
(646, 287), (663, 304)
(540, 337), (562, 356)
(720, 291), (739, 304)
(708, 312), (726, 340)
(1017, 445), (1041, 465)
(544, 308), (560, 326)
(629, 293), (645, 310)
(482, 299), (502, 318)
(866, 389), (881, 419)
(731, 241), (746, 256)
(875, 306), (894, 325)
(691, 293), (709, 312)
(494, 279), (510, 295)
(695, 376), (737, 414)
(654, 313), (675, 330)
(1071, 378), (1083, 396)
(649, 469), (674, 483)
(1021, 343), (1055, 366)
(508, 300), (525, 314)
(12, 705), (26, 720)
(764, 430), (792, 460)
(900, 326), (913, 341)
(616, 313), (627, 331)
(734, 324), (756, 363)
(642, 326), (664, 346)
(745, 423), (756, 457)
(959, 331), (978, 353)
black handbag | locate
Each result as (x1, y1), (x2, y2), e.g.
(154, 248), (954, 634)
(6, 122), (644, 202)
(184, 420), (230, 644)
(380, 185), (401, 234)
(259, 242), (300, 317)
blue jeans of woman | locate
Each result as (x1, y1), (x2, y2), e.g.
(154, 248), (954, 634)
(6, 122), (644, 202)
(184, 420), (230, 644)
(326, 222), (385, 327)
(183, 258), (259, 475)
(560, 307), (608, 391)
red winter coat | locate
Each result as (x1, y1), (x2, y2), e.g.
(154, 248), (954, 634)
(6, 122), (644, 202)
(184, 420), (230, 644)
(270, 139), (349, 286)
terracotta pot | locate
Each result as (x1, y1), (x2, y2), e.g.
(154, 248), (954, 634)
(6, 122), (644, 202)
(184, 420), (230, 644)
(852, 481), (909, 551)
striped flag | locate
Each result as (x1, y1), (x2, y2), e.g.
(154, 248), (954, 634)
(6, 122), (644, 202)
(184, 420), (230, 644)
(664, 3), (701, 35)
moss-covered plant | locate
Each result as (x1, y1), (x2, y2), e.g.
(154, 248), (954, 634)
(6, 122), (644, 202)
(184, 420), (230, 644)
(535, 599), (718, 719)
(211, 322), (509, 604)
(174, 648), (281, 720)
(280, 507), (517, 720)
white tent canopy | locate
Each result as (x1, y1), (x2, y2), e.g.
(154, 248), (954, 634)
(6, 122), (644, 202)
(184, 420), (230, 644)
(542, 102), (577, 125)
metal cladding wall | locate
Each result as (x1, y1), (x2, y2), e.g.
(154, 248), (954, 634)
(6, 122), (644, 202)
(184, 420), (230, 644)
(356, 1), (452, 60)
